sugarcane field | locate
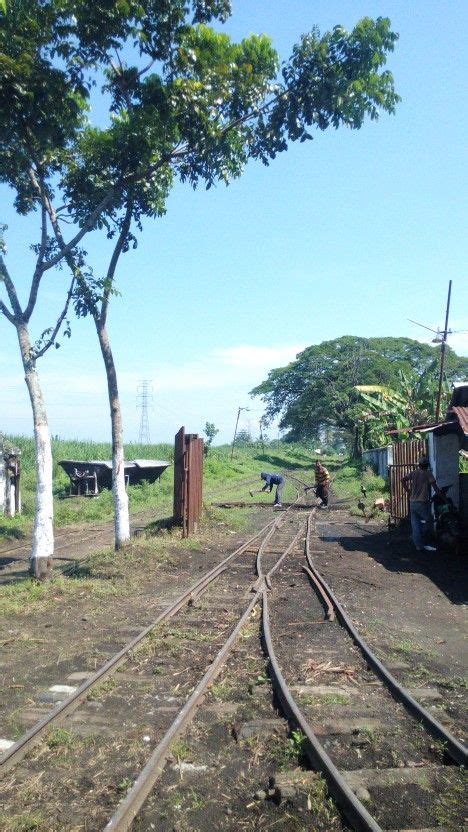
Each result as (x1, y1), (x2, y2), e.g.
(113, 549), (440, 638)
(0, 2), (467, 831)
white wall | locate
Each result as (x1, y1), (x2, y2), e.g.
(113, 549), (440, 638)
(429, 431), (460, 507)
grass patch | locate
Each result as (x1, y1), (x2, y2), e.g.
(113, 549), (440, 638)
(87, 677), (117, 701)
(391, 639), (436, 660)
(0, 573), (121, 616)
(434, 675), (466, 691)
(210, 679), (236, 700)
(0, 812), (48, 832)
(433, 776), (466, 827)
(45, 727), (74, 750)
(331, 460), (388, 515)
(170, 737), (192, 761)
(265, 729), (307, 770)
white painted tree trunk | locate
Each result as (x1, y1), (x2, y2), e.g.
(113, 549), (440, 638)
(96, 321), (130, 548)
(17, 323), (54, 579)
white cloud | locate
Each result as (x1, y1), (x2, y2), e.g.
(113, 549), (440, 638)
(0, 342), (303, 442)
(117, 343), (305, 394)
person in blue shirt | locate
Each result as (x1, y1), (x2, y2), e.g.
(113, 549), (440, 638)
(250, 472), (284, 507)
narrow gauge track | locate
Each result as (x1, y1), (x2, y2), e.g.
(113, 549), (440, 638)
(264, 512), (467, 832)
(109, 507), (466, 832)
(0, 502), (305, 830)
(2, 502), (465, 831)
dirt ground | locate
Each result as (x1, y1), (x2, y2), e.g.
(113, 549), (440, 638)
(1, 500), (466, 830)
(313, 509), (467, 741)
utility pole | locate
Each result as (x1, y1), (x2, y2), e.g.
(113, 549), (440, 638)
(259, 419), (265, 454)
(137, 380), (153, 445)
(408, 280), (460, 424)
(435, 280), (452, 423)
(231, 406), (249, 460)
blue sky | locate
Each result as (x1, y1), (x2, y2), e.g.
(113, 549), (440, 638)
(1, 0), (467, 445)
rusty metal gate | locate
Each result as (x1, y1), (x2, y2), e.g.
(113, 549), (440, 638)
(173, 427), (204, 537)
(388, 438), (428, 520)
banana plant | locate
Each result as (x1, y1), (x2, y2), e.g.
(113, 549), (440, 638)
(355, 367), (451, 446)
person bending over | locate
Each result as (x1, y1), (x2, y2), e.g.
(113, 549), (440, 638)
(315, 460), (330, 507)
(250, 472), (284, 507)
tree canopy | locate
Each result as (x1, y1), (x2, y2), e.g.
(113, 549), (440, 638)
(251, 336), (468, 450)
(1, 4), (400, 280)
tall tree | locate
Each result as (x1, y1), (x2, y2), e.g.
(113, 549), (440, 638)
(1, 3), (400, 574)
(251, 336), (468, 454)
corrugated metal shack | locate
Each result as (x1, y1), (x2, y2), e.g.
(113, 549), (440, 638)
(0, 436), (21, 516)
(59, 459), (170, 496)
(421, 384), (468, 543)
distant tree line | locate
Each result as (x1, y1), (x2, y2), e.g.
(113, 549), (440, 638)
(251, 336), (468, 456)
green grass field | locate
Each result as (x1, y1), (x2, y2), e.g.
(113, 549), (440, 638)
(1, 437), (387, 541)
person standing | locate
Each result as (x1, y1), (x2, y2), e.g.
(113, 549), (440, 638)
(314, 460), (331, 507)
(402, 457), (441, 552)
(250, 472), (284, 507)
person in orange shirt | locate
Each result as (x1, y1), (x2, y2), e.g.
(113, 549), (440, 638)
(314, 460), (330, 507)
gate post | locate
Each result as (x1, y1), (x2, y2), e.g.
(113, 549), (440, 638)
(173, 427), (204, 537)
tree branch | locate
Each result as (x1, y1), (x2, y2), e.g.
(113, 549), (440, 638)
(100, 199), (133, 327)
(41, 188), (117, 272)
(24, 178), (48, 321)
(0, 297), (16, 325)
(33, 275), (76, 360)
(0, 254), (23, 320)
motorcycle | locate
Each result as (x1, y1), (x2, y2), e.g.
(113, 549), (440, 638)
(431, 485), (460, 553)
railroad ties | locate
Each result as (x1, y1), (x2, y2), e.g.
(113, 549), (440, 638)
(0, 499), (466, 831)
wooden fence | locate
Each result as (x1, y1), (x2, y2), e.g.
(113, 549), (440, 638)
(388, 438), (428, 520)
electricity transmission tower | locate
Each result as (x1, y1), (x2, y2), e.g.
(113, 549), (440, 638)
(137, 380), (153, 445)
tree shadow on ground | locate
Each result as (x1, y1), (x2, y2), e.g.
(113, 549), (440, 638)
(0, 523), (26, 540)
(320, 518), (467, 605)
(254, 453), (311, 472)
(144, 516), (178, 536)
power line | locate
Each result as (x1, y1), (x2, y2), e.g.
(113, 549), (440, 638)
(136, 380), (153, 445)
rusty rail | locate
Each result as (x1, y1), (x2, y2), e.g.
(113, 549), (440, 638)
(304, 514), (468, 767)
(262, 587), (382, 832)
(0, 516), (278, 776)
(105, 592), (261, 831)
(104, 504), (308, 830)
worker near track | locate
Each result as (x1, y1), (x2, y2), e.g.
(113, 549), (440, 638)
(402, 457), (442, 552)
(250, 472), (284, 507)
(314, 460), (331, 507)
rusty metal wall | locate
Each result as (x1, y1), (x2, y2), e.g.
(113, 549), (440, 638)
(388, 439), (428, 520)
(173, 426), (186, 524)
(392, 439), (428, 466)
(173, 428), (204, 537)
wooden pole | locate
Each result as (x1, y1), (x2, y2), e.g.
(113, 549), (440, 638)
(230, 407), (241, 461)
(435, 280), (452, 423)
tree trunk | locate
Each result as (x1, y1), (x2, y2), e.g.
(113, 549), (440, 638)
(95, 320), (130, 548)
(16, 323), (54, 580)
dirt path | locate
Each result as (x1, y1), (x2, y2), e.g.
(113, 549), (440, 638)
(313, 510), (467, 742)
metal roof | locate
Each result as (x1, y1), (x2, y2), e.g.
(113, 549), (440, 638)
(452, 407), (468, 437)
(133, 459), (171, 468)
(59, 459), (170, 472)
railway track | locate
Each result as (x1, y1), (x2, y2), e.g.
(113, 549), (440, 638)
(1, 502), (465, 831)
(0, 501), (305, 829)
